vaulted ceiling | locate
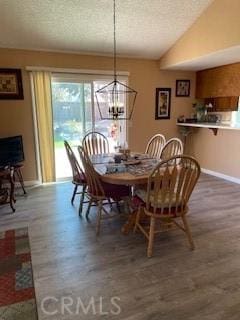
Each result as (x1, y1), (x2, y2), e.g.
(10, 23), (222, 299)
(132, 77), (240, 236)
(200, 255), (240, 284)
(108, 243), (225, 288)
(0, 0), (213, 59)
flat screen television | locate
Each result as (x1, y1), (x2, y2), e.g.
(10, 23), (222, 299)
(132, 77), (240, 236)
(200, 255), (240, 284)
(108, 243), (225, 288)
(0, 135), (24, 167)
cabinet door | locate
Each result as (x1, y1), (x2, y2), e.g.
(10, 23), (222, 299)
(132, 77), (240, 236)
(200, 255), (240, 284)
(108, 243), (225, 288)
(205, 96), (239, 112)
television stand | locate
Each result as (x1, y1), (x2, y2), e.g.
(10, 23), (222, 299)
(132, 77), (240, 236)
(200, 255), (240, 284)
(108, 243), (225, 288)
(13, 164), (27, 195)
(0, 167), (15, 212)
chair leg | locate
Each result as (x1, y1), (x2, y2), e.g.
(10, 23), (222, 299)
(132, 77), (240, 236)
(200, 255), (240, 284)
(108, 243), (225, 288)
(123, 197), (131, 214)
(133, 206), (141, 233)
(86, 198), (93, 219)
(147, 217), (156, 258)
(181, 215), (195, 250)
(78, 185), (86, 216)
(71, 184), (78, 204)
(96, 200), (103, 236)
(116, 201), (121, 213)
(108, 198), (113, 210)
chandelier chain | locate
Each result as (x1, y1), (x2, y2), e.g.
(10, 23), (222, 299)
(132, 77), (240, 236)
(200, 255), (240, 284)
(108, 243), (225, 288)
(94, 0), (137, 120)
(113, 0), (116, 81)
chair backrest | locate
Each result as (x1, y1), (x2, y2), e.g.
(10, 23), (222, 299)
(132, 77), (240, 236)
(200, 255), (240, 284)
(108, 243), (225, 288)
(145, 134), (166, 159)
(64, 140), (84, 182)
(146, 155), (200, 216)
(82, 132), (109, 156)
(160, 138), (183, 161)
(78, 146), (105, 198)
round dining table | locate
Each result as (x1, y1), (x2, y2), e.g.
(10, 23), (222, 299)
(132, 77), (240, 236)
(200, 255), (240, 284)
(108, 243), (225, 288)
(91, 153), (158, 186)
(91, 153), (158, 234)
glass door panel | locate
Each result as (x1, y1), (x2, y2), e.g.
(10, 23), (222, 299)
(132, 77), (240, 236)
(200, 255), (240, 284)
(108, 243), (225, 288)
(93, 80), (126, 152)
(52, 81), (92, 179)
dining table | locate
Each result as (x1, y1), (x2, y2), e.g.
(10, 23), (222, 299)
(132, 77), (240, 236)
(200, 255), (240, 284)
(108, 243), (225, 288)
(91, 152), (159, 184)
(91, 152), (160, 234)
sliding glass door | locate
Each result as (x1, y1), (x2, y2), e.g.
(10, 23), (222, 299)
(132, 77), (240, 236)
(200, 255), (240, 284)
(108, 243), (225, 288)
(51, 74), (127, 179)
(51, 80), (92, 178)
(93, 80), (126, 152)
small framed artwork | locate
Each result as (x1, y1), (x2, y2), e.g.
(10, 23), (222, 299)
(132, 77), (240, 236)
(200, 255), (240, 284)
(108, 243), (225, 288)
(176, 80), (190, 97)
(155, 88), (171, 120)
(0, 69), (24, 100)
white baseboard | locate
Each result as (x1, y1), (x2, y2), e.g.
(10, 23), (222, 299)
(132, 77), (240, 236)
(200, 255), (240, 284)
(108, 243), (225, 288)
(201, 168), (240, 185)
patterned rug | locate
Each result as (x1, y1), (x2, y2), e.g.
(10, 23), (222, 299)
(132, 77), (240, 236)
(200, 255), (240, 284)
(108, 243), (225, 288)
(0, 228), (38, 320)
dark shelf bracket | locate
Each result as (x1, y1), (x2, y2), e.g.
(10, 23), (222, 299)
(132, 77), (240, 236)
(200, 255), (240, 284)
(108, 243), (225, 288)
(209, 128), (218, 136)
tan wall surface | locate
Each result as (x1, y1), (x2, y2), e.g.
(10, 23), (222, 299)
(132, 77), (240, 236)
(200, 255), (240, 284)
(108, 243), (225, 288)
(187, 128), (240, 179)
(158, 0), (240, 181)
(0, 48), (195, 181)
(159, 0), (240, 69)
(186, 62), (240, 179)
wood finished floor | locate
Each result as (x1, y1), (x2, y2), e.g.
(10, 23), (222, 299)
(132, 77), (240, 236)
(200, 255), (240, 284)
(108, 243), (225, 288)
(1, 174), (240, 319)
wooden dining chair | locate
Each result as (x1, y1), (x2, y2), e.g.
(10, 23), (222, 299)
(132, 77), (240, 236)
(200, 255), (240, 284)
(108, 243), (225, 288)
(64, 140), (87, 216)
(78, 146), (131, 235)
(82, 131), (109, 156)
(160, 138), (183, 161)
(145, 134), (166, 159)
(134, 155), (200, 257)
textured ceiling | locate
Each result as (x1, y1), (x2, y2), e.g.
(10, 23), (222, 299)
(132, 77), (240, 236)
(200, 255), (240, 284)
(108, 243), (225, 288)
(0, 0), (213, 59)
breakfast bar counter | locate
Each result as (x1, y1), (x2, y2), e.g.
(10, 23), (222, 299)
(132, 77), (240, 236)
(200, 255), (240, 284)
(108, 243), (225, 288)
(177, 122), (240, 136)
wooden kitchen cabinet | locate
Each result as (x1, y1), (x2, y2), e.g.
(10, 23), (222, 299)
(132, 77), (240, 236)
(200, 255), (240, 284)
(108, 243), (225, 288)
(205, 96), (239, 112)
(196, 63), (240, 111)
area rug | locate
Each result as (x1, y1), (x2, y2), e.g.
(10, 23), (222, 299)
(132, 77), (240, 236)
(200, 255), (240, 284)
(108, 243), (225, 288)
(0, 227), (38, 320)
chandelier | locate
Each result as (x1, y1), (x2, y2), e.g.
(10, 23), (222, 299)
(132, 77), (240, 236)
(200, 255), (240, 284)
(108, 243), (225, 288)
(95, 0), (137, 120)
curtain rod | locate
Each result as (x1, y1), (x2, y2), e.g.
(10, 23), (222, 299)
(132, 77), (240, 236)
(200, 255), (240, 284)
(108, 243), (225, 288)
(25, 66), (129, 76)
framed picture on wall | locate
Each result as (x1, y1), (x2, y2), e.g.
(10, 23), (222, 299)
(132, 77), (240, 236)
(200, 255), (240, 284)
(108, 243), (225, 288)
(155, 88), (171, 119)
(0, 69), (24, 100)
(176, 79), (190, 97)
